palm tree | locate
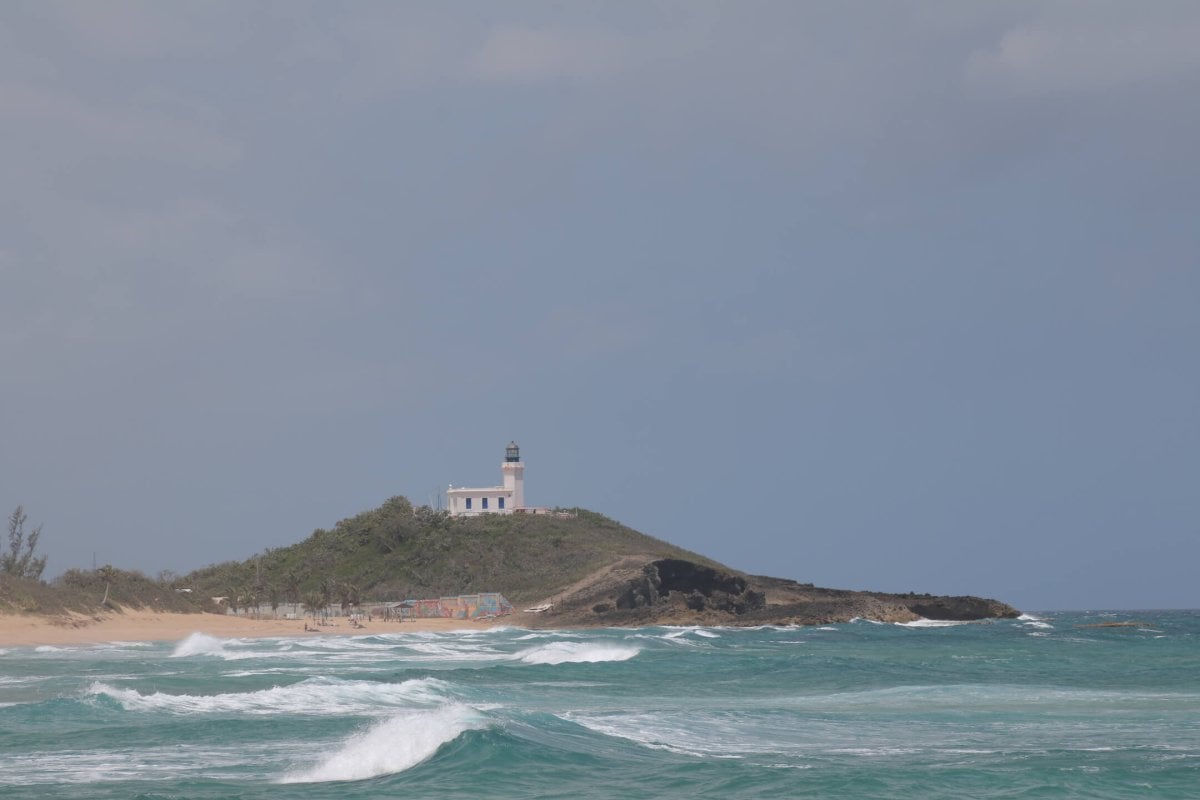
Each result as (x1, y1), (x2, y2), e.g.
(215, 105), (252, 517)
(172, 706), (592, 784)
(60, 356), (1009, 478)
(267, 584), (281, 619)
(303, 591), (326, 623)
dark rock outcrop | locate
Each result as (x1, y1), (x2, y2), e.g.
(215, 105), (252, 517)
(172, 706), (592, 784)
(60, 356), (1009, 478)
(511, 556), (1019, 628)
(615, 560), (766, 616)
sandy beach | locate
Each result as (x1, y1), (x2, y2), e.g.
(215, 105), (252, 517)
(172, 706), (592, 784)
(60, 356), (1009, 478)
(0, 610), (501, 648)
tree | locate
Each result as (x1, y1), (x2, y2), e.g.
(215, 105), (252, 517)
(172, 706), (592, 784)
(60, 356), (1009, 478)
(303, 590), (326, 622)
(3, 506), (47, 581)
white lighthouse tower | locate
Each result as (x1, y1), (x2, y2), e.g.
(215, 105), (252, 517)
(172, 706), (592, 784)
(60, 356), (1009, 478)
(501, 441), (524, 510)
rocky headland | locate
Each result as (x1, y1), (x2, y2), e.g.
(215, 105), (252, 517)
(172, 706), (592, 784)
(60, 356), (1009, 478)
(506, 556), (1018, 628)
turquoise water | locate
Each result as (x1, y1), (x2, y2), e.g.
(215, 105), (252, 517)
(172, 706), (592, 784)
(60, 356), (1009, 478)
(1, 611), (1197, 798)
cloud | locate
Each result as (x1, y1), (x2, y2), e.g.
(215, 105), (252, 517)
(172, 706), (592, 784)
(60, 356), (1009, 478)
(966, 13), (1200, 96)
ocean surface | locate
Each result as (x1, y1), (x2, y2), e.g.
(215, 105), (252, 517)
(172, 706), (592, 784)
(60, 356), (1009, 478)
(1, 610), (1197, 799)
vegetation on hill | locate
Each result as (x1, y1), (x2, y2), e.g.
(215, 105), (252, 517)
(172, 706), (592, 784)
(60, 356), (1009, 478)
(0, 567), (212, 616)
(1, 503), (211, 616)
(182, 497), (721, 608)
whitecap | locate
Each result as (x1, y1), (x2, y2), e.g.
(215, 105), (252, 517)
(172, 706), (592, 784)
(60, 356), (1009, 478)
(514, 631), (583, 640)
(894, 618), (968, 628)
(660, 626), (721, 639)
(515, 642), (639, 665)
(170, 632), (235, 659)
(278, 705), (487, 783)
(86, 676), (454, 716)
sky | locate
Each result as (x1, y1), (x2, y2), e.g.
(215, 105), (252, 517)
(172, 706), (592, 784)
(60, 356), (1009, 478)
(2, 1), (1197, 612)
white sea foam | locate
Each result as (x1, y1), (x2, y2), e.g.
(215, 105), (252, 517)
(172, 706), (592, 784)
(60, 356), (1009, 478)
(403, 641), (504, 661)
(566, 711), (800, 759)
(0, 742), (285, 785)
(87, 676), (454, 716)
(278, 704), (487, 783)
(1017, 613), (1044, 621)
(168, 632), (320, 661)
(514, 631), (583, 640)
(895, 618), (968, 628)
(661, 627), (721, 639)
(515, 642), (640, 665)
(171, 632), (237, 658)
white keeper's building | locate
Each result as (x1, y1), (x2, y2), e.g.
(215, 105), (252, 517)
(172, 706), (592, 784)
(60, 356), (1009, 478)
(447, 442), (526, 517)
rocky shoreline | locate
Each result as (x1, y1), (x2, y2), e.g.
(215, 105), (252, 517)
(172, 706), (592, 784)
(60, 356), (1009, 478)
(508, 557), (1019, 628)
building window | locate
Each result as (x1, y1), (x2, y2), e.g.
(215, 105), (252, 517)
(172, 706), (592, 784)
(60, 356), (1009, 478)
(498, 497), (505, 509)
(482, 497), (489, 509)
(465, 497), (472, 510)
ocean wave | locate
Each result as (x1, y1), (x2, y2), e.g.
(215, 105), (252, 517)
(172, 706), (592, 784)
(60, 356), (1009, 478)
(170, 632), (244, 659)
(514, 631), (584, 640)
(661, 627), (721, 639)
(86, 676), (454, 716)
(278, 704), (488, 783)
(0, 742), (284, 785)
(403, 641), (506, 661)
(515, 642), (640, 665)
(894, 619), (969, 628)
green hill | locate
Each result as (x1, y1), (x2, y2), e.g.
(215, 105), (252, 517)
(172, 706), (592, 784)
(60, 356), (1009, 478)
(182, 497), (722, 608)
(0, 567), (212, 616)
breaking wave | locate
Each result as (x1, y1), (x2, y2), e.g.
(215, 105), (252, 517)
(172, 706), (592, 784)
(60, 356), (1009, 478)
(895, 619), (969, 628)
(515, 642), (640, 665)
(171, 632), (239, 658)
(87, 676), (454, 716)
(278, 705), (487, 783)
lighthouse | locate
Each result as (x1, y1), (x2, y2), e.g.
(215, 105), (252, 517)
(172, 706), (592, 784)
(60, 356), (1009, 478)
(446, 442), (529, 516)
